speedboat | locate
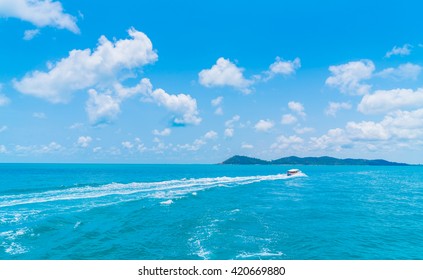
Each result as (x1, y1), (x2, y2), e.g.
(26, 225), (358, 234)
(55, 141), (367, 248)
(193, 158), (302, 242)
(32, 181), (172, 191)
(287, 169), (301, 176)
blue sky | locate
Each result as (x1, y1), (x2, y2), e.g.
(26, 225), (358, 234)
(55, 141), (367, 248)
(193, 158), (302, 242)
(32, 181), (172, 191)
(1, 0), (423, 164)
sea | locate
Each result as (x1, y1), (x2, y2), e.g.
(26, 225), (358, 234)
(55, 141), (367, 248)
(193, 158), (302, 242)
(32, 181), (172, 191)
(0, 163), (422, 260)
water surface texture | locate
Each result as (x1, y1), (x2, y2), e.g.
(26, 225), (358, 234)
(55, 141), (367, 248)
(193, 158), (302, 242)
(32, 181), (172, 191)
(0, 164), (422, 259)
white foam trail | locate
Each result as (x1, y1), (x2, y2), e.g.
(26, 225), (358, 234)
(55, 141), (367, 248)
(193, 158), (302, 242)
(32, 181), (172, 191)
(0, 173), (303, 209)
(160, 199), (173, 205)
(236, 249), (284, 259)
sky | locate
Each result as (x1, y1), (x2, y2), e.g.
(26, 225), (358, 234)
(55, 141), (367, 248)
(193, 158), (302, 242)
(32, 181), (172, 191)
(1, 0), (423, 164)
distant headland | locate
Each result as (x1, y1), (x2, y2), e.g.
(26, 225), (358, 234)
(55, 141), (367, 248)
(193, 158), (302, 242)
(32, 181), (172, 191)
(221, 155), (410, 166)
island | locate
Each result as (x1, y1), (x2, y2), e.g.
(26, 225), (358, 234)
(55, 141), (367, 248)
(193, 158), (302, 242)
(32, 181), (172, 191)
(221, 155), (409, 166)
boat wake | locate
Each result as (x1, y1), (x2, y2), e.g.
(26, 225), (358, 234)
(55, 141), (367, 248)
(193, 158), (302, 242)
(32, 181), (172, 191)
(0, 173), (306, 223)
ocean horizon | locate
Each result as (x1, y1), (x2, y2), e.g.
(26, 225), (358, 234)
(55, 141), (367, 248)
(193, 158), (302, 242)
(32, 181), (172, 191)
(1, 163), (422, 260)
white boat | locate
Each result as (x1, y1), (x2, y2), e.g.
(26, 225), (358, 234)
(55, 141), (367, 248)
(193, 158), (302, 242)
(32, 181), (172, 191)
(286, 168), (301, 176)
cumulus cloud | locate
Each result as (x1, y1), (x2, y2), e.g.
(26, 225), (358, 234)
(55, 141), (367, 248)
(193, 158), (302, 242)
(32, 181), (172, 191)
(0, 85), (10, 106)
(385, 44), (412, 58)
(204, 130), (218, 140)
(0, 0), (79, 33)
(121, 141), (134, 149)
(198, 57), (253, 93)
(376, 63), (421, 80)
(177, 138), (206, 152)
(153, 128), (172, 136)
(211, 96), (223, 115)
(254, 119), (274, 132)
(114, 78), (153, 100)
(288, 101), (306, 118)
(326, 60), (375, 95)
(310, 128), (350, 152)
(77, 136), (92, 148)
(358, 88), (423, 114)
(0, 94), (10, 106)
(271, 135), (304, 150)
(15, 142), (63, 154)
(14, 28), (158, 103)
(241, 143), (254, 149)
(281, 114), (297, 125)
(325, 102), (351, 116)
(225, 115), (240, 128)
(199, 57), (301, 93)
(16, 27), (201, 126)
(23, 29), (40, 40)
(86, 89), (121, 124)
(294, 126), (314, 134)
(310, 108), (423, 152)
(346, 121), (390, 140)
(150, 88), (201, 125)
(224, 128), (234, 138)
(265, 57), (301, 79)
(33, 112), (47, 119)
(211, 96), (223, 106)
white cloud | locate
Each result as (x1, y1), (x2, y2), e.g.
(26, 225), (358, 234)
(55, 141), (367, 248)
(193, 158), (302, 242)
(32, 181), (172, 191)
(33, 112), (47, 119)
(358, 88), (423, 114)
(311, 108), (423, 152)
(310, 128), (350, 151)
(376, 63), (421, 80)
(346, 121), (390, 140)
(114, 78), (153, 100)
(271, 135), (304, 150)
(0, 125), (7, 133)
(325, 102), (352, 116)
(137, 143), (147, 153)
(177, 139), (206, 151)
(214, 107), (223, 115)
(204, 130), (218, 140)
(134, 138), (147, 152)
(385, 44), (412, 58)
(23, 29), (40, 40)
(0, 94), (10, 106)
(151, 88), (201, 125)
(281, 114), (297, 125)
(254, 119), (274, 132)
(198, 57), (253, 93)
(225, 115), (240, 128)
(288, 101), (306, 118)
(86, 89), (121, 124)
(24, 142), (62, 154)
(294, 126), (314, 134)
(379, 109), (423, 139)
(224, 128), (234, 138)
(14, 28), (158, 103)
(69, 123), (83, 130)
(0, 145), (6, 153)
(0, 0), (79, 33)
(77, 136), (92, 148)
(211, 96), (223, 106)
(267, 57), (301, 78)
(241, 143), (254, 149)
(121, 141), (134, 149)
(153, 128), (171, 136)
(326, 60), (375, 95)
(39, 142), (63, 153)
(211, 96), (224, 115)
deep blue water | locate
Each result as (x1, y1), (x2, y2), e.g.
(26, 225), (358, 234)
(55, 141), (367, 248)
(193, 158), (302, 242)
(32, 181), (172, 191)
(0, 164), (422, 260)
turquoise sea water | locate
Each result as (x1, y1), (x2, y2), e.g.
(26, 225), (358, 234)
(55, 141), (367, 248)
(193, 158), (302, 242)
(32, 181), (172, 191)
(0, 164), (422, 260)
